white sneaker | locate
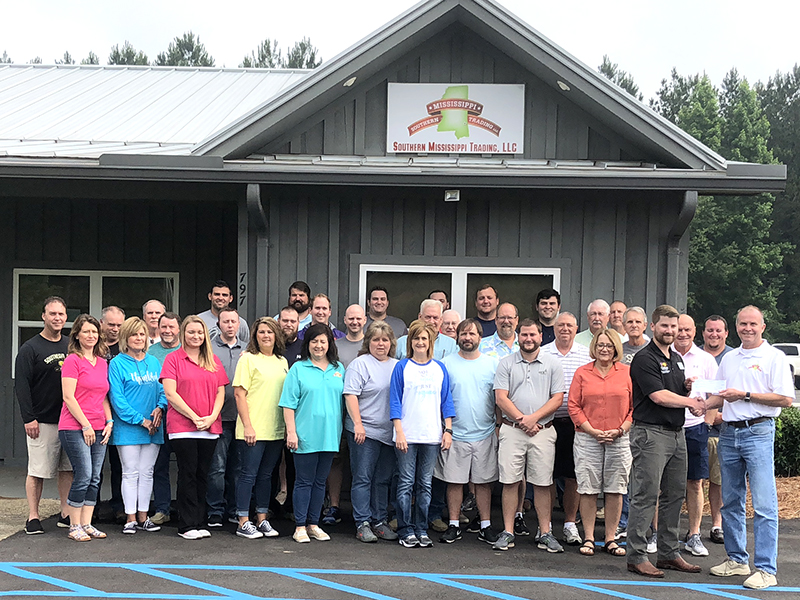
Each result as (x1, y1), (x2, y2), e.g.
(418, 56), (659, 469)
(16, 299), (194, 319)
(743, 570), (777, 590)
(710, 559), (751, 577)
(178, 529), (203, 540)
(646, 532), (657, 554)
(256, 520), (279, 538)
(563, 522), (582, 545)
(197, 529), (211, 538)
(684, 533), (709, 557)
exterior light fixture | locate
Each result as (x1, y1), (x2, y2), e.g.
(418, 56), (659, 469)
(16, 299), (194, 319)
(343, 76), (357, 87)
(557, 80), (570, 91)
(444, 190), (460, 202)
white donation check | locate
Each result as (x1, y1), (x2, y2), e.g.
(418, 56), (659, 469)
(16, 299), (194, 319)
(692, 379), (727, 394)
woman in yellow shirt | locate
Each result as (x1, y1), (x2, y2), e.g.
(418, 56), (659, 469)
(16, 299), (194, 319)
(232, 317), (289, 539)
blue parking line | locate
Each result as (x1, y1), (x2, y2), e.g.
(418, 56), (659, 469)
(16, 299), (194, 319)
(269, 567), (402, 600)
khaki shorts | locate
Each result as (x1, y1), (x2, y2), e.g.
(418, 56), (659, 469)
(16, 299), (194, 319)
(434, 433), (499, 484)
(573, 430), (632, 495)
(707, 436), (721, 486)
(497, 423), (556, 486)
(26, 423), (72, 478)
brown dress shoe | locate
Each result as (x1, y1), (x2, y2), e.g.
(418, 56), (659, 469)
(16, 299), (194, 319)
(656, 556), (702, 573)
(627, 562), (665, 578)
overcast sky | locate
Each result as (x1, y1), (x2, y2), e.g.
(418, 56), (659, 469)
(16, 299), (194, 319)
(3, 0), (797, 99)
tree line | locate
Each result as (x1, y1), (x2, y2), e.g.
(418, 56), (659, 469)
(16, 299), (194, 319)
(601, 56), (800, 342)
(0, 32), (322, 69)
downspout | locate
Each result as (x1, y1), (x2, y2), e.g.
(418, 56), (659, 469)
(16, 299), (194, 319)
(665, 191), (698, 312)
(247, 184), (270, 319)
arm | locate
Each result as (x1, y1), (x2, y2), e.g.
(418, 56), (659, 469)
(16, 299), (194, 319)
(100, 397), (113, 444)
(161, 378), (201, 425)
(650, 389), (706, 409)
(494, 388), (524, 422)
(344, 394), (365, 444)
(519, 393), (564, 433)
(235, 386), (256, 446)
(195, 385), (225, 431)
(710, 389), (793, 409)
(14, 346), (39, 438)
(108, 362), (148, 427)
(441, 416), (453, 450)
(283, 407), (298, 450)
(62, 376), (95, 446)
(389, 362), (408, 452)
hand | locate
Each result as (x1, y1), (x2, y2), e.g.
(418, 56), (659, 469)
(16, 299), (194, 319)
(719, 388), (745, 402)
(150, 407), (163, 430)
(713, 411), (723, 426)
(83, 427), (96, 446)
(142, 418), (153, 433)
(24, 420), (40, 440)
(195, 416), (212, 431)
(354, 424), (366, 445)
(685, 376), (698, 392)
(286, 431), (299, 451)
(101, 423), (113, 445)
(688, 397), (707, 417)
(517, 414), (540, 436)
(441, 431), (452, 450)
(395, 431), (408, 453)
(244, 425), (257, 446)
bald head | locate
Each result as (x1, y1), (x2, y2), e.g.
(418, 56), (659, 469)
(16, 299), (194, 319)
(674, 314), (696, 354)
(343, 304), (367, 336)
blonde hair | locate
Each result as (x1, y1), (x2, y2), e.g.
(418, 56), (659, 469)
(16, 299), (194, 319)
(359, 321), (397, 358)
(406, 319), (436, 362)
(589, 328), (623, 362)
(118, 317), (150, 354)
(180, 316), (217, 371)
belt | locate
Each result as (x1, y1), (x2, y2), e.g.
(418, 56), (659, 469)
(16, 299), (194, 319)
(727, 416), (772, 429)
(633, 421), (683, 432)
(502, 417), (553, 429)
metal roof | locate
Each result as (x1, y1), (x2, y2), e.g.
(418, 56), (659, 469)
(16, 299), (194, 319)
(0, 64), (309, 157)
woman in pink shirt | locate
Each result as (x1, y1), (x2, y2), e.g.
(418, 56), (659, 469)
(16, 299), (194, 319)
(59, 314), (113, 542)
(568, 328), (632, 557)
(160, 316), (227, 540)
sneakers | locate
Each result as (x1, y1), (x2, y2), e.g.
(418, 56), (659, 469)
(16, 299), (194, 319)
(136, 518), (160, 532)
(207, 514), (223, 528)
(25, 518), (44, 535)
(461, 492), (477, 512)
(429, 518), (448, 532)
(237, 521), (263, 539)
(492, 530), (515, 551)
(178, 529), (204, 540)
(150, 511), (170, 525)
(307, 525), (330, 540)
(478, 526), (499, 544)
(440, 524), (462, 543)
(122, 521), (137, 535)
(257, 520), (279, 538)
(614, 525), (627, 540)
(684, 533), (709, 557)
(513, 515), (530, 536)
(646, 532), (658, 554)
(321, 506), (341, 525)
(710, 526), (724, 544)
(710, 559), (751, 577)
(563, 522), (582, 546)
(293, 528), (310, 543)
(743, 570), (777, 590)
(57, 514), (70, 528)
(466, 515), (481, 533)
(356, 521), (378, 543)
(537, 531), (565, 553)
(371, 521), (398, 541)
(418, 534), (433, 547)
(197, 529), (211, 538)
(399, 534), (420, 548)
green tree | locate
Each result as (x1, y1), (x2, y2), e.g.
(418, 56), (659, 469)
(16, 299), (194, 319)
(155, 32), (214, 67)
(29, 56), (42, 64)
(108, 41), (149, 65)
(650, 68), (700, 125)
(283, 37), (321, 69)
(676, 75), (720, 152)
(80, 51), (99, 65)
(55, 51), (75, 65)
(597, 55), (642, 101)
(0, 51), (11, 64)
(241, 38), (281, 68)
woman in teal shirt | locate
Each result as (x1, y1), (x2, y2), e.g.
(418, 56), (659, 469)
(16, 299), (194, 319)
(279, 323), (345, 543)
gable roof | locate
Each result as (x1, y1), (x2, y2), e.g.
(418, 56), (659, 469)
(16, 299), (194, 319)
(192, 0), (726, 172)
(0, 64), (308, 158)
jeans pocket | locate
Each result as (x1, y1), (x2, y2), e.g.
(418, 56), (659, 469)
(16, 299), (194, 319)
(749, 420), (774, 437)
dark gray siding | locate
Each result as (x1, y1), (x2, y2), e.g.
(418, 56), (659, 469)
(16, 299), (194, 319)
(258, 23), (649, 163)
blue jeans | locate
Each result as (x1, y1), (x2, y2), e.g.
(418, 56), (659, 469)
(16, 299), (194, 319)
(236, 440), (284, 517)
(153, 425), (173, 514)
(59, 429), (107, 508)
(346, 431), (396, 524)
(395, 443), (439, 538)
(429, 477), (447, 522)
(206, 422), (240, 518)
(293, 452), (335, 526)
(719, 419), (779, 574)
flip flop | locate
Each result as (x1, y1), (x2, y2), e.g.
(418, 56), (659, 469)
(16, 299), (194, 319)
(579, 540), (595, 556)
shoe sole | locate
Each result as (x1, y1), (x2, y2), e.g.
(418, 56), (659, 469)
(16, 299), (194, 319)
(493, 543), (514, 550)
(538, 544), (564, 553)
(25, 529), (44, 535)
(261, 530), (280, 538)
(236, 532), (263, 539)
(710, 568), (751, 577)
(399, 542), (419, 548)
(207, 523), (223, 528)
(441, 536), (461, 544)
(122, 528), (137, 535)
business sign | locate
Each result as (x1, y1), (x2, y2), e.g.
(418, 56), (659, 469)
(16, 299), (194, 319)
(387, 83), (525, 154)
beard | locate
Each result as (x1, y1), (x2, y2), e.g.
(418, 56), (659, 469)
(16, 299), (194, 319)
(521, 340), (540, 354)
(458, 339), (477, 352)
(291, 299), (310, 313)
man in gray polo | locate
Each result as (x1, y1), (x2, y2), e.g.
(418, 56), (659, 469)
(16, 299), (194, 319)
(336, 304), (367, 368)
(364, 286), (407, 339)
(492, 319), (565, 553)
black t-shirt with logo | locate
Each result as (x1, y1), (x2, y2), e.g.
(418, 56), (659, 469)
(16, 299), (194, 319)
(14, 334), (69, 424)
(630, 340), (687, 429)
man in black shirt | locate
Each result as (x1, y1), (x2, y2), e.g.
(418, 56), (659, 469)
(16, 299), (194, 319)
(100, 305), (125, 521)
(101, 306), (125, 358)
(14, 296), (73, 534)
(627, 305), (704, 578)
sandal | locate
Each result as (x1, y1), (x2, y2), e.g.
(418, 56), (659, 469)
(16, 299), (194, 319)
(579, 540), (595, 556)
(604, 540), (626, 557)
(82, 524), (107, 539)
(68, 525), (91, 542)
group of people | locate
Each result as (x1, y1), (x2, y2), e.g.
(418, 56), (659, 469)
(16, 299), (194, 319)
(14, 280), (792, 591)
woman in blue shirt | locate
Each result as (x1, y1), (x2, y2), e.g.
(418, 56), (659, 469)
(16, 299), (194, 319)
(279, 323), (345, 543)
(108, 317), (168, 534)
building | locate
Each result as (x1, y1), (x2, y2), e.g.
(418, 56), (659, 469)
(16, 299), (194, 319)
(0, 0), (785, 462)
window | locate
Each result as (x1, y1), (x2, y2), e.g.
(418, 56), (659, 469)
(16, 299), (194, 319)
(359, 264), (560, 325)
(13, 269), (179, 372)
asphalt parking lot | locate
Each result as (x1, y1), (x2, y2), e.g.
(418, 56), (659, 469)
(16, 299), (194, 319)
(1, 508), (799, 600)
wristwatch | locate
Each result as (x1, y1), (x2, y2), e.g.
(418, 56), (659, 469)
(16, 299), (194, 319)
(744, 392), (751, 402)
(444, 428), (453, 435)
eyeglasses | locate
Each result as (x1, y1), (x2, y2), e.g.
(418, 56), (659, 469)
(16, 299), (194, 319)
(596, 343), (615, 349)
